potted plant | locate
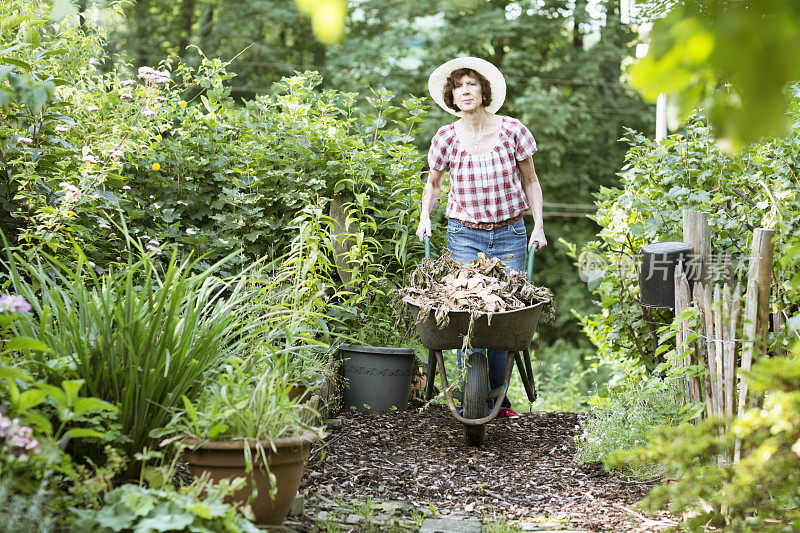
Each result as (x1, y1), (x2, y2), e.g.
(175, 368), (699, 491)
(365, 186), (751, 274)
(338, 290), (423, 412)
(156, 360), (325, 526)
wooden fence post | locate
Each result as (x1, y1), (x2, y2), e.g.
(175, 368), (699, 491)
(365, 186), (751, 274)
(746, 228), (775, 407)
(683, 210), (711, 286)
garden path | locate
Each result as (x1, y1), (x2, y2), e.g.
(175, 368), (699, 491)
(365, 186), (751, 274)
(290, 405), (677, 532)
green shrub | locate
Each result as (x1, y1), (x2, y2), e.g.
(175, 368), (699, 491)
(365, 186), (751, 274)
(2, 4), (426, 291)
(574, 364), (698, 478)
(0, 2), (173, 262)
(608, 345), (800, 531)
(579, 90), (800, 374)
(69, 481), (260, 533)
(3, 240), (272, 468)
(0, 472), (59, 533)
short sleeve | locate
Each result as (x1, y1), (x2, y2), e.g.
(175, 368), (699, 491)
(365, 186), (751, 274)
(514, 121), (537, 161)
(428, 127), (451, 171)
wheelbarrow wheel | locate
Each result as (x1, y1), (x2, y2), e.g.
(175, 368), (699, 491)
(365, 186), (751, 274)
(463, 351), (488, 446)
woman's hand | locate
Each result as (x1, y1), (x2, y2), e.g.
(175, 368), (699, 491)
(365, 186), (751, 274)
(416, 216), (432, 241)
(529, 226), (547, 250)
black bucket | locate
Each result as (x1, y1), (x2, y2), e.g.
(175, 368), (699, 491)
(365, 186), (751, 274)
(639, 241), (695, 308)
(339, 343), (416, 412)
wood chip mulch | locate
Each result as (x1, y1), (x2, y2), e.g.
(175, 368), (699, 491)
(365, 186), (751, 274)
(301, 404), (678, 532)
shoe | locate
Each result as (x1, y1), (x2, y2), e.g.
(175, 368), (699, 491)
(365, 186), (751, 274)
(498, 407), (520, 419)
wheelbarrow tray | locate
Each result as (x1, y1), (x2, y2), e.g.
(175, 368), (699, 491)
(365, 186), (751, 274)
(405, 299), (549, 352)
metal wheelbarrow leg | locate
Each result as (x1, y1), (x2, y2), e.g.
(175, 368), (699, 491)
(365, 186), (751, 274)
(425, 349), (437, 401)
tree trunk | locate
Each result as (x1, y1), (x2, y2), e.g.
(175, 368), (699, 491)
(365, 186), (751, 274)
(329, 195), (357, 286)
(177, 0), (197, 57)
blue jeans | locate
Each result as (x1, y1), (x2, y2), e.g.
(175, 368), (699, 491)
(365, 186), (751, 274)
(446, 217), (527, 410)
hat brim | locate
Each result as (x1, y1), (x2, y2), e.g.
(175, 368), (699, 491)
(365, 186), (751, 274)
(428, 57), (506, 117)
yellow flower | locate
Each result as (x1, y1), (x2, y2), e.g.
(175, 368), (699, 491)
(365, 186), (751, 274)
(152, 163), (160, 171)
(155, 135), (162, 142)
(179, 100), (187, 108)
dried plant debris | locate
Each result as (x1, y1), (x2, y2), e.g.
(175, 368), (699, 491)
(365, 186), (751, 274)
(398, 252), (555, 327)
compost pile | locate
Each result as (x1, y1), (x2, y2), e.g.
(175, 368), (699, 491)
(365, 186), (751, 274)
(398, 252), (554, 328)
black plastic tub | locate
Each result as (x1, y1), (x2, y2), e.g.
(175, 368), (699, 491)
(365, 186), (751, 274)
(339, 343), (416, 412)
(639, 241), (696, 308)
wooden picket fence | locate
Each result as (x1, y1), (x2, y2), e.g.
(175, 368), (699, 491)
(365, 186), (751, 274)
(672, 274), (757, 424)
(670, 214), (777, 434)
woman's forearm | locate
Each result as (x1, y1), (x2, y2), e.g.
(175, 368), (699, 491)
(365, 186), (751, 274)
(416, 169), (444, 240)
(419, 169), (444, 221)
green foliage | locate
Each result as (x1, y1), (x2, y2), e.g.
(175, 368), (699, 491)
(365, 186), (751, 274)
(580, 90), (800, 373)
(608, 345), (800, 531)
(0, 1), (168, 260)
(157, 362), (322, 444)
(0, 472), (59, 533)
(126, 68), (426, 281)
(69, 481), (260, 533)
(632, 0), (800, 150)
(2, 239), (273, 466)
(575, 363), (699, 477)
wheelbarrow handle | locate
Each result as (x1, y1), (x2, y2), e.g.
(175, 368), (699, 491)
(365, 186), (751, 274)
(527, 241), (539, 282)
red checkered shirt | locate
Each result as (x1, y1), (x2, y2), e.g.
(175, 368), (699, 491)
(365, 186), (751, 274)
(428, 116), (537, 224)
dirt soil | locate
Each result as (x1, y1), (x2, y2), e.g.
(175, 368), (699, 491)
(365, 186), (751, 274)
(299, 404), (677, 532)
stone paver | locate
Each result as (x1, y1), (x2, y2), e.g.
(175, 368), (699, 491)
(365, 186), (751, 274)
(420, 517), (482, 533)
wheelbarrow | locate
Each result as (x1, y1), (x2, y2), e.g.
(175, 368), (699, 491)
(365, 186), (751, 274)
(405, 236), (549, 446)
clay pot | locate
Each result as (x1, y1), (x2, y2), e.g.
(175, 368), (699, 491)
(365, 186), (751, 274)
(182, 432), (318, 525)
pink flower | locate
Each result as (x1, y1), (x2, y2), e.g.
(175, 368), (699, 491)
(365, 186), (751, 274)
(155, 96), (168, 103)
(82, 154), (99, 164)
(120, 79), (137, 87)
(122, 185), (132, 191)
(142, 109), (156, 117)
(55, 124), (69, 134)
(0, 295), (32, 314)
(18, 136), (33, 145)
(87, 105), (99, 112)
(120, 91), (133, 101)
(138, 66), (171, 85)
(138, 66), (158, 79)
(110, 149), (124, 159)
(59, 182), (82, 201)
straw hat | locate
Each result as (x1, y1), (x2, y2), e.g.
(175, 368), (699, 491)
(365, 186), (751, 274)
(428, 57), (506, 116)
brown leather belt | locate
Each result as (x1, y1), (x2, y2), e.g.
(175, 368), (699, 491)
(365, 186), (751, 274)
(452, 213), (523, 230)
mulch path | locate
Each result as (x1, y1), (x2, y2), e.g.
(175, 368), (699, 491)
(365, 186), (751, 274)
(299, 404), (678, 532)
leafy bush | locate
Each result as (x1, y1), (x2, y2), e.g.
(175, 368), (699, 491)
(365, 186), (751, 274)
(2, 4), (426, 295)
(0, 2), (173, 262)
(574, 362), (699, 477)
(580, 88), (800, 374)
(69, 481), (260, 533)
(0, 472), (59, 533)
(608, 346), (800, 531)
(126, 68), (427, 280)
(3, 240), (272, 467)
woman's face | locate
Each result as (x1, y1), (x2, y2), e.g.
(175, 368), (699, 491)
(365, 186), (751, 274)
(452, 74), (483, 112)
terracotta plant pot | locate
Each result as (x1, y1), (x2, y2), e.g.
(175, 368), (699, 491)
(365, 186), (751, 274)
(287, 383), (310, 403)
(182, 432), (318, 525)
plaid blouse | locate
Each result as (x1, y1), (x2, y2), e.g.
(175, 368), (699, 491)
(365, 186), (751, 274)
(428, 116), (537, 224)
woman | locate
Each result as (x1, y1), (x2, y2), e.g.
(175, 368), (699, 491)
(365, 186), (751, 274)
(416, 57), (547, 419)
